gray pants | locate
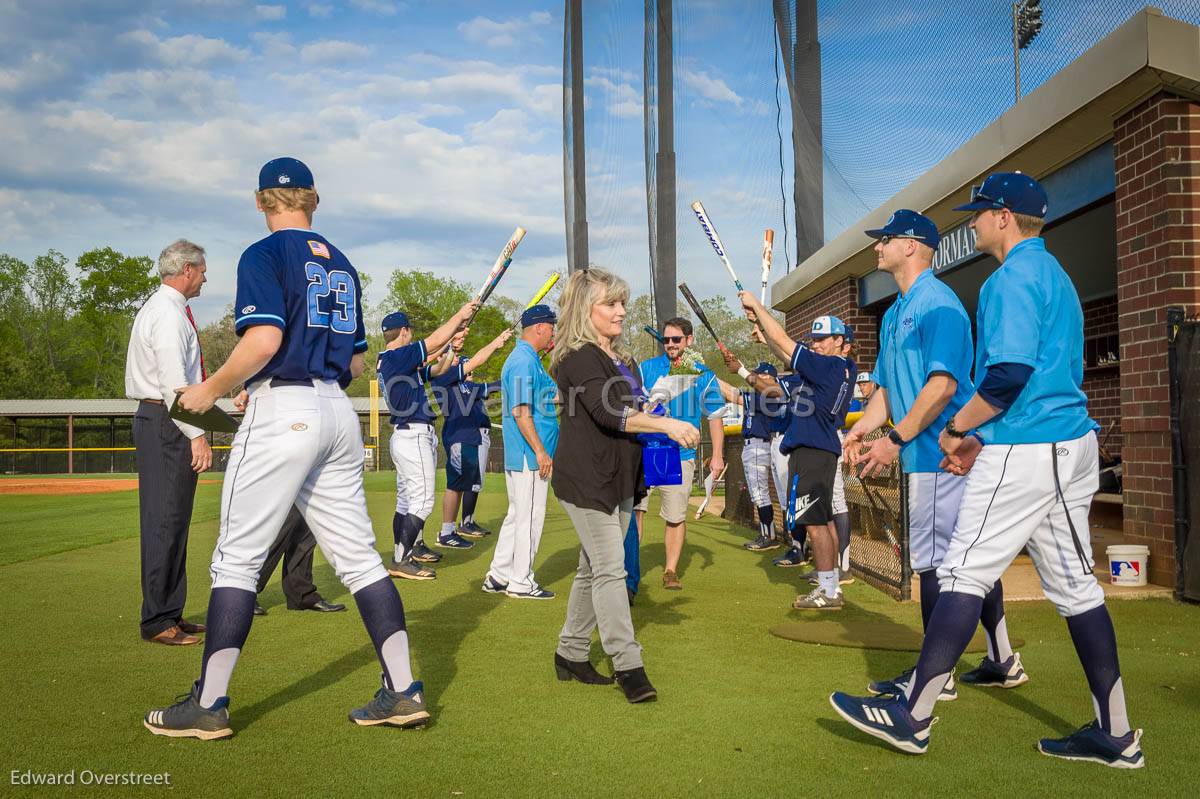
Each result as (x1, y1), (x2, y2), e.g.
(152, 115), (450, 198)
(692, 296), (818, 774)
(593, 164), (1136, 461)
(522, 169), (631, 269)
(557, 498), (643, 671)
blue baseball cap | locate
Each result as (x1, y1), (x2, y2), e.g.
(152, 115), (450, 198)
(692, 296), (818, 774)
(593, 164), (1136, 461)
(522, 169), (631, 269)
(809, 315), (847, 339)
(520, 304), (557, 327)
(381, 311), (410, 332)
(844, 325), (855, 343)
(856, 371), (875, 384)
(259, 157), (315, 191)
(865, 209), (941, 250)
(953, 172), (1048, 217)
(751, 362), (778, 377)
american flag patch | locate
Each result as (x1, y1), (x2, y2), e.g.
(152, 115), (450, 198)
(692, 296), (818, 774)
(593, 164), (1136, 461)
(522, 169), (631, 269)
(308, 240), (331, 259)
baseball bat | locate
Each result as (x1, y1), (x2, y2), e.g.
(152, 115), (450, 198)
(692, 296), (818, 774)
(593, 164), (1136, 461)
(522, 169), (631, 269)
(677, 282), (723, 346)
(694, 463), (729, 519)
(759, 229), (774, 305)
(643, 325), (665, 344)
(691, 200), (744, 292)
(443, 227), (526, 354)
(524, 271), (561, 309)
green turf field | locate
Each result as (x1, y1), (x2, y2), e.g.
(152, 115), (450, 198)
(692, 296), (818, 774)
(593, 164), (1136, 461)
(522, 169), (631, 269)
(1, 471), (1196, 796)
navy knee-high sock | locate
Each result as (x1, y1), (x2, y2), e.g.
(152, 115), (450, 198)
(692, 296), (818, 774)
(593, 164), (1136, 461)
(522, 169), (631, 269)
(757, 505), (774, 538)
(980, 579), (1014, 662)
(461, 491), (479, 524)
(904, 591), (982, 721)
(405, 513), (426, 547)
(834, 512), (851, 569)
(792, 524), (807, 554)
(197, 587), (256, 707)
(1066, 605), (1130, 736)
(392, 512), (404, 548)
(353, 577), (413, 691)
(918, 569), (940, 632)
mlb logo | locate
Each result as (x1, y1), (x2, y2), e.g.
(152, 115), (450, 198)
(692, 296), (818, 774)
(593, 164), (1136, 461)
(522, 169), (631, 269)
(1111, 560), (1139, 578)
(308, 240), (331, 259)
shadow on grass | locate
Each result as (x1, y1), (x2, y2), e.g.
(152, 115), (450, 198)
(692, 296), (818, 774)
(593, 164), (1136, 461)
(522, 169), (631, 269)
(236, 641), (379, 728)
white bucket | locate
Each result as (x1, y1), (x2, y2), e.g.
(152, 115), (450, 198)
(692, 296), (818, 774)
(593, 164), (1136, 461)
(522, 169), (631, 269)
(1106, 545), (1150, 587)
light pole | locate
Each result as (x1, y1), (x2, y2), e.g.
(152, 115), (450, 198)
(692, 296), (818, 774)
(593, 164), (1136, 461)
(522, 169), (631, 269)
(1012, 0), (1044, 103)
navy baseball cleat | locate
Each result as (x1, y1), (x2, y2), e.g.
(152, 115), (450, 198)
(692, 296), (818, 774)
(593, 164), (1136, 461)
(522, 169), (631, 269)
(1037, 721), (1144, 768)
(456, 521), (491, 539)
(868, 668), (957, 702)
(434, 532), (474, 550)
(409, 541), (441, 563)
(388, 558), (436, 581)
(144, 683), (232, 740)
(960, 653), (1029, 689)
(744, 534), (781, 551)
(506, 585), (555, 600)
(349, 678), (431, 728)
(773, 546), (808, 567)
(481, 575), (507, 594)
(829, 692), (935, 755)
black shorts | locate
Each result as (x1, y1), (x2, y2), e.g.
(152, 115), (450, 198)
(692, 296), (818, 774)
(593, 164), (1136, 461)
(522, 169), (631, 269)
(785, 447), (837, 526)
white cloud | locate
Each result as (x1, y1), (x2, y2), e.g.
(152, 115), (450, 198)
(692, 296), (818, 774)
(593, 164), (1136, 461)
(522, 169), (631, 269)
(300, 40), (372, 65)
(307, 2), (333, 17)
(681, 69), (742, 107)
(458, 11), (553, 48)
(254, 4), (286, 20)
(350, 0), (400, 15)
(116, 29), (250, 68)
(586, 74), (642, 119)
(251, 31), (295, 58)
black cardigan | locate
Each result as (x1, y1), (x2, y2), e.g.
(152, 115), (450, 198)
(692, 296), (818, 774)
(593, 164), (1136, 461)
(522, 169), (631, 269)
(550, 343), (647, 514)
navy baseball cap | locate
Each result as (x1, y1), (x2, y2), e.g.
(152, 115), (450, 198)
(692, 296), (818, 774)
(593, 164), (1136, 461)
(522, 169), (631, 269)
(865, 209), (941, 250)
(809, 315), (847, 339)
(521, 304), (557, 327)
(844, 325), (855, 343)
(751, 362), (778, 377)
(954, 172), (1048, 218)
(259, 157), (315, 191)
(381, 311), (410, 332)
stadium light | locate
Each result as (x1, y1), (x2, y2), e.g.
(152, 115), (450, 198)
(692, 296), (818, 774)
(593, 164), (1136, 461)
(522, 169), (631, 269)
(1012, 0), (1044, 103)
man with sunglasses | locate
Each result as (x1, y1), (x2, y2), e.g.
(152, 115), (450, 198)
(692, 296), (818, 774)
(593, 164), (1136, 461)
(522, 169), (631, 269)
(842, 209), (1022, 707)
(831, 175), (1144, 768)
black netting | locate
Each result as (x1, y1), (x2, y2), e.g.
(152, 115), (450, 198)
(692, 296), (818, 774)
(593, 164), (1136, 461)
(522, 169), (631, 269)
(1174, 317), (1200, 600)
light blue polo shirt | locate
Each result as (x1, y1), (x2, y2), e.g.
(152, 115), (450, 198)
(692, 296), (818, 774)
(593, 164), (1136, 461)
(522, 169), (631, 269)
(875, 269), (975, 472)
(975, 237), (1098, 445)
(638, 353), (725, 462)
(501, 340), (559, 471)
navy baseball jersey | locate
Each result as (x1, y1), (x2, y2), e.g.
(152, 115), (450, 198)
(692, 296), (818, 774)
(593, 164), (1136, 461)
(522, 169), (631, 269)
(378, 341), (437, 426)
(741, 390), (787, 441)
(235, 230), (367, 387)
(431, 357), (498, 446)
(778, 344), (854, 455)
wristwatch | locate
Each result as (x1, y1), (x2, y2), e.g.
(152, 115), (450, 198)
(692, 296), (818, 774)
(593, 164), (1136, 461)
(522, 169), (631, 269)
(887, 429), (907, 447)
(943, 416), (969, 439)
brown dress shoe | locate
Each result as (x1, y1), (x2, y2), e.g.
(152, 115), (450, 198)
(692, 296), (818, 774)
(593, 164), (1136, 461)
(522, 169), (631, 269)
(178, 620), (206, 634)
(150, 626), (201, 646)
(662, 570), (682, 590)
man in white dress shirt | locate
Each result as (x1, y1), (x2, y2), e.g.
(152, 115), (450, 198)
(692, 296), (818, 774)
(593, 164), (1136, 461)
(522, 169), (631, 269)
(126, 239), (212, 646)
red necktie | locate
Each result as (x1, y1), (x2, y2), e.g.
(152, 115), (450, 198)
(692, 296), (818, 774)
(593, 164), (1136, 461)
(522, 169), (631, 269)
(184, 305), (208, 381)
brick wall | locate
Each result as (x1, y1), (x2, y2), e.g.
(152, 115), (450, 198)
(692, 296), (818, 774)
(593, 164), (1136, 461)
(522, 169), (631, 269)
(1082, 295), (1122, 459)
(784, 277), (882, 373)
(1113, 91), (1200, 585)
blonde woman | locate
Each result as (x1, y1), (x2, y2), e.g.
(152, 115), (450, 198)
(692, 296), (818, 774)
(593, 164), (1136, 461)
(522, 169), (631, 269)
(549, 268), (699, 703)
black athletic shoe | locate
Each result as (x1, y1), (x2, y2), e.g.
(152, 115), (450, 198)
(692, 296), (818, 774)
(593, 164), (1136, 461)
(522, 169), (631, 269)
(773, 546), (808, 567)
(410, 541), (441, 563)
(1038, 721), (1145, 768)
(144, 683), (232, 741)
(960, 653), (1029, 689)
(349, 678), (431, 728)
(457, 521), (492, 539)
(744, 534), (781, 551)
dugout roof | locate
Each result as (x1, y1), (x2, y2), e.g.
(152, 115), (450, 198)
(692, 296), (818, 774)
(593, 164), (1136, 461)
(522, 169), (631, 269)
(772, 7), (1200, 312)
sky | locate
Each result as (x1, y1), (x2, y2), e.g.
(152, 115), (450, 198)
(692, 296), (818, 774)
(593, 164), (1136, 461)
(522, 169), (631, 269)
(2, 0), (1194, 327)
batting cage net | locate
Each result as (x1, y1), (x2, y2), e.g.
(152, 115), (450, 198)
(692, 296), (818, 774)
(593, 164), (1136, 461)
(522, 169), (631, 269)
(722, 427), (909, 599)
(1170, 312), (1200, 601)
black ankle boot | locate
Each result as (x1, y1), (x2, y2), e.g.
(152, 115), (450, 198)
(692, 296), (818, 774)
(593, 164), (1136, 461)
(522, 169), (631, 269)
(613, 667), (657, 703)
(555, 653), (614, 685)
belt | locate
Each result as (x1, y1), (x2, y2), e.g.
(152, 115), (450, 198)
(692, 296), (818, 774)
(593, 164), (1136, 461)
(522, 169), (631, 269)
(270, 377), (316, 388)
(139, 398), (164, 405)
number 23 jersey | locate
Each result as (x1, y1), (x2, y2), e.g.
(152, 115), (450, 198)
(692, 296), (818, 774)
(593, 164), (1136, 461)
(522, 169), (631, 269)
(235, 229), (368, 386)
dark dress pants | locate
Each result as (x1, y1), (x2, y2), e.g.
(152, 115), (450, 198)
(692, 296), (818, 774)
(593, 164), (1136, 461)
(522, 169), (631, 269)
(256, 505), (321, 609)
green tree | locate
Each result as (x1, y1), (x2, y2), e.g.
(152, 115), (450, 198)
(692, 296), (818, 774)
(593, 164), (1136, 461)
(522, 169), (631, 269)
(74, 248), (159, 396)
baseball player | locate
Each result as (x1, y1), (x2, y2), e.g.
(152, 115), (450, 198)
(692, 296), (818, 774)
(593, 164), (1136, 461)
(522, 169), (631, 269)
(712, 364), (789, 550)
(637, 318), (726, 591)
(854, 371), (877, 408)
(840, 209), (1021, 705)
(379, 311), (472, 579)
(145, 157), (449, 739)
(736, 294), (855, 610)
(831, 174), (1144, 768)
(430, 329), (512, 546)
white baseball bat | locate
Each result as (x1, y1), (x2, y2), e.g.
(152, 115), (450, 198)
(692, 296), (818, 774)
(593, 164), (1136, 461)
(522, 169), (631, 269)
(476, 227), (526, 300)
(691, 201), (744, 292)
(759, 229), (774, 305)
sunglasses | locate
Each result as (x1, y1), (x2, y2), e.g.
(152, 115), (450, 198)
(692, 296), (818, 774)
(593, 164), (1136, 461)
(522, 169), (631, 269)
(877, 234), (923, 246)
(968, 184), (1010, 210)
(662, 335), (685, 344)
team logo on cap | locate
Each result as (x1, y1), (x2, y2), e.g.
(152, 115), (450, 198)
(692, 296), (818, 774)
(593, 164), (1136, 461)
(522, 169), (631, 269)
(308, 241), (331, 259)
(278, 175), (291, 185)
(241, 305), (256, 314)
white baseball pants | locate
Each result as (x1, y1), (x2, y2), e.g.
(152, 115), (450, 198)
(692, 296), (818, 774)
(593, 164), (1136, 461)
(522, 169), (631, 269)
(487, 467), (549, 593)
(907, 471), (968, 572)
(210, 380), (388, 595)
(938, 431), (1104, 617)
(390, 423), (437, 520)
